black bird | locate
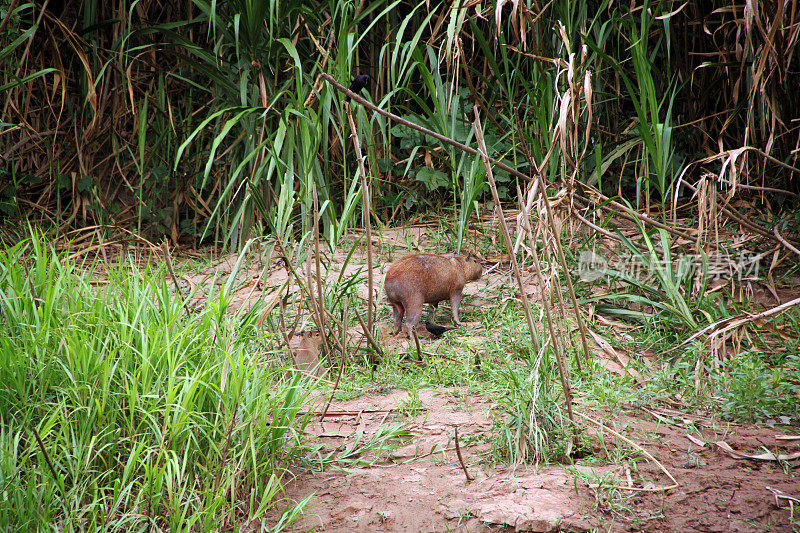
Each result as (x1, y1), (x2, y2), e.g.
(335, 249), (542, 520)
(424, 321), (458, 339)
(348, 74), (370, 99)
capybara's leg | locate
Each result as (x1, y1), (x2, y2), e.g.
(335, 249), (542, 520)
(405, 307), (423, 337)
(449, 290), (465, 325)
(403, 294), (425, 334)
(391, 301), (405, 334)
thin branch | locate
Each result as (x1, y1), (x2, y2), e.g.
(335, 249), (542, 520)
(31, 425), (59, 484)
(454, 427), (474, 482)
(773, 224), (800, 258)
(471, 116), (541, 355)
(353, 311), (386, 364)
(213, 402), (239, 492)
(162, 239), (193, 315)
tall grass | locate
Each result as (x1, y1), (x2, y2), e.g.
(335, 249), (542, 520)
(0, 233), (310, 530)
(5, 1), (797, 248)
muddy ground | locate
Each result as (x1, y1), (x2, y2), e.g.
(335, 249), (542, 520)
(181, 227), (799, 532)
(261, 389), (798, 532)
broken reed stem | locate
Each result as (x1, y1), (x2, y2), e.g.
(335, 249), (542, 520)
(527, 219), (577, 413)
(320, 298), (347, 422)
(255, 279), (288, 331)
(573, 189), (696, 242)
(305, 251), (329, 351)
(454, 427), (474, 481)
(277, 294), (293, 357)
(516, 119), (591, 369)
(285, 262), (305, 341)
(353, 311), (385, 364)
(276, 245), (345, 356)
(31, 425), (61, 492)
(522, 195), (579, 373)
(473, 112), (574, 422)
(533, 183), (591, 368)
(287, 258), (372, 356)
(95, 229), (108, 263)
(320, 364), (344, 421)
(278, 251), (365, 361)
(345, 102), (375, 333)
(161, 239), (195, 316)
(540, 228), (581, 370)
(342, 297), (349, 365)
(213, 401), (239, 492)
(773, 224), (800, 258)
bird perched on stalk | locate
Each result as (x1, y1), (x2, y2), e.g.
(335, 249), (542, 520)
(424, 321), (458, 339)
(348, 74), (370, 99)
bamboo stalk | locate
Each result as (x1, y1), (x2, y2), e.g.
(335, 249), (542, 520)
(470, 116), (543, 367)
(473, 112), (573, 422)
(345, 102), (375, 335)
(311, 183), (333, 360)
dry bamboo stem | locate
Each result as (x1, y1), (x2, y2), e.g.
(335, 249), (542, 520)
(311, 184), (333, 360)
(534, 182), (591, 366)
(519, 188), (581, 373)
(276, 245), (345, 356)
(472, 116), (548, 385)
(352, 310), (386, 364)
(345, 102), (375, 334)
(321, 296), (348, 422)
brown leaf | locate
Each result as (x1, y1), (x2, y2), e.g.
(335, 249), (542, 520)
(714, 440), (800, 461)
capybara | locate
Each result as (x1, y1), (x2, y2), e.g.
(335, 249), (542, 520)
(384, 253), (483, 338)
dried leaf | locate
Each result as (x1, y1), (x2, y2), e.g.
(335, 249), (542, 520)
(686, 434), (706, 447)
(595, 314), (635, 330)
(714, 440), (800, 461)
(586, 328), (644, 381)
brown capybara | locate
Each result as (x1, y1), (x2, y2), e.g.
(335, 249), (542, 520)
(384, 253), (483, 338)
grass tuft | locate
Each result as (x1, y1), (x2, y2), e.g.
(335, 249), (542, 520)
(0, 233), (311, 530)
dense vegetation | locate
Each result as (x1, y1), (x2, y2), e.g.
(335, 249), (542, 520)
(3, 0), (798, 246)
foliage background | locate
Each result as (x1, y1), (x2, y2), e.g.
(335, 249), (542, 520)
(2, 0), (798, 247)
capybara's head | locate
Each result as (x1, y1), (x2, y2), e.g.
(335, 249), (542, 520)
(462, 253), (483, 282)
